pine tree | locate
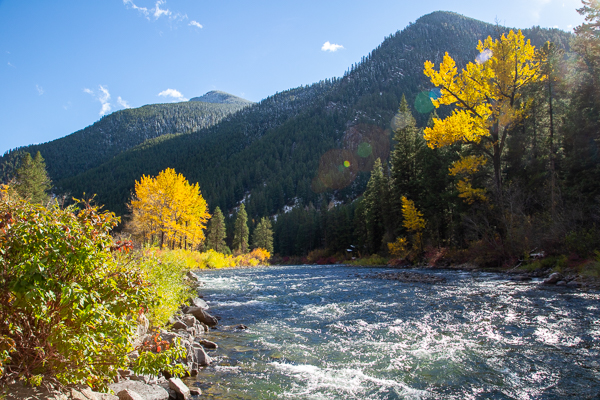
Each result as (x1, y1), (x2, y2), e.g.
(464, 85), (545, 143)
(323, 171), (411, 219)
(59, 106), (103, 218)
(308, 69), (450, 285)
(252, 217), (274, 253)
(390, 95), (425, 231)
(232, 203), (249, 253)
(206, 206), (228, 253)
(362, 158), (389, 254)
(13, 151), (52, 204)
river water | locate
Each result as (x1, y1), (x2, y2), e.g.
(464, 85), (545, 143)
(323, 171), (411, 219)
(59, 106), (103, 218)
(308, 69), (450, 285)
(187, 265), (600, 399)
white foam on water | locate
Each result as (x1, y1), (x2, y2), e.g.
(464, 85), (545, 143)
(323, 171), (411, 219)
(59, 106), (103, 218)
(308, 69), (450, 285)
(269, 362), (430, 399)
(301, 303), (347, 319)
(214, 299), (268, 307)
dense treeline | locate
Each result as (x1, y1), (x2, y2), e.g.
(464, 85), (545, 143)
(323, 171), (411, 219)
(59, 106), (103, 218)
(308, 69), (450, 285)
(273, 3), (600, 268)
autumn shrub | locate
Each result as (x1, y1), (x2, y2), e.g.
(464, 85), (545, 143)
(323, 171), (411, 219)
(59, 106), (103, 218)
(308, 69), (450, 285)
(197, 249), (235, 269)
(387, 237), (408, 258)
(424, 246), (449, 267)
(135, 249), (196, 327)
(307, 248), (331, 264)
(0, 189), (184, 389)
(234, 248), (271, 266)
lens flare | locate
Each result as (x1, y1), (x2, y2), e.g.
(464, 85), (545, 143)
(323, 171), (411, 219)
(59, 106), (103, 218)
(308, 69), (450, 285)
(357, 142), (372, 158)
(312, 149), (358, 192)
(414, 91), (435, 114)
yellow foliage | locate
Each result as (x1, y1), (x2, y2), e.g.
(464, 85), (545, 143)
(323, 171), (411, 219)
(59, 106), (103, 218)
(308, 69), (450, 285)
(456, 179), (488, 204)
(449, 155), (487, 176)
(129, 168), (210, 249)
(401, 196), (426, 233)
(401, 197), (426, 251)
(424, 29), (542, 196)
(388, 237), (408, 258)
(424, 31), (540, 142)
(423, 109), (490, 148)
(234, 248), (271, 267)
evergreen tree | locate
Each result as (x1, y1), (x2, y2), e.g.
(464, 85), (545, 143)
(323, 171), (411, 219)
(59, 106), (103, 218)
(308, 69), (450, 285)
(206, 206), (228, 253)
(362, 158), (389, 253)
(390, 96), (425, 231)
(252, 217), (274, 253)
(232, 203), (249, 253)
(14, 151), (52, 204)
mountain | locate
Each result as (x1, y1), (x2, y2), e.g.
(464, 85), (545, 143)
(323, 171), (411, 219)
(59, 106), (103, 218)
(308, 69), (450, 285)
(0, 93), (252, 184)
(4, 12), (572, 219)
(189, 91), (255, 106)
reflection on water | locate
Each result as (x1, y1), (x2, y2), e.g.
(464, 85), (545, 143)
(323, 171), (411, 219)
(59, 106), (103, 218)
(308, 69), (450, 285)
(186, 265), (600, 399)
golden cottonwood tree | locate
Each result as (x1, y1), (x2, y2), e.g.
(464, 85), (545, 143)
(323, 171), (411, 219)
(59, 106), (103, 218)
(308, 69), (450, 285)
(423, 30), (543, 198)
(401, 196), (426, 252)
(129, 168), (210, 249)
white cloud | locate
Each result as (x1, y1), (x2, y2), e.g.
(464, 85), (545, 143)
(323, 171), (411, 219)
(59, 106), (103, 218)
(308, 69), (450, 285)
(189, 20), (203, 28)
(117, 96), (131, 108)
(84, 85), (113, 116)
(476, 49), (493, 64)
(36, 85), (44, 95)
(321, 41), (344, 52)
(153, 0), (171, 19)
(123, 0), (149, 18)
(98, 85), (111, 116)
(158, 88), (188, 101)
(7, 61), (15, 68)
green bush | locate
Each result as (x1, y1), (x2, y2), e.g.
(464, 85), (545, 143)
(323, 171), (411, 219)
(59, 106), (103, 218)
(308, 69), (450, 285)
(137, 249), (196, 327)
(0, 189), (183, 389)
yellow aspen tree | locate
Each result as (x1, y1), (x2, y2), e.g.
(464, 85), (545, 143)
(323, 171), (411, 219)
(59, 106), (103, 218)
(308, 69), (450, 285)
(401, 196), (426, 252)
(423, 30), (543, 199)
(129, 168), (210, 249)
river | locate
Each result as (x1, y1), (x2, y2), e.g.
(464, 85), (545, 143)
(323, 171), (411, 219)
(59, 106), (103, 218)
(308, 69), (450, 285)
(185, 265), (600, 399)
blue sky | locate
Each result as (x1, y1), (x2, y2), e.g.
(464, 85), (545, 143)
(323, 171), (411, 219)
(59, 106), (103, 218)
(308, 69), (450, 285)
(0, 0), (586, 155)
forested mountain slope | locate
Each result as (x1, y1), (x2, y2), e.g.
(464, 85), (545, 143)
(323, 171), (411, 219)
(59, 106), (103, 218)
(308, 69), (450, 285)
(0, 97), (251, 183)
(189, 90), (254, 105)
(29, 12), (573, 217)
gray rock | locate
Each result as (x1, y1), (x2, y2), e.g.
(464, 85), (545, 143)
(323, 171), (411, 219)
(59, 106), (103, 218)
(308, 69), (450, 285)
(109, 381), (169, 400)
(171, 320), (188, 330)
(71, 388), (98, 400)
(181, 315), (197, 327)
(185, 307), (218, 327)
(556, 280), (567, 286)
(194, 344), (212, 366)
(186, 271), (202, 284)
(190, 388), (201, 396)
(116, 390), (145, 400)
(567, 280), (580, 288)
(94, 393), (119, 400)
(168, 378), (191, 400)
(543, 272), (563, 285)
(197, 339), (218, 349)
(189, 297), (208, 309)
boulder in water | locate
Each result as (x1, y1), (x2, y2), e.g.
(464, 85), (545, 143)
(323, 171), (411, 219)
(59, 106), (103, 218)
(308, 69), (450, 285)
(185, 307), (218, 327)
(543, 272), (563, 285)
